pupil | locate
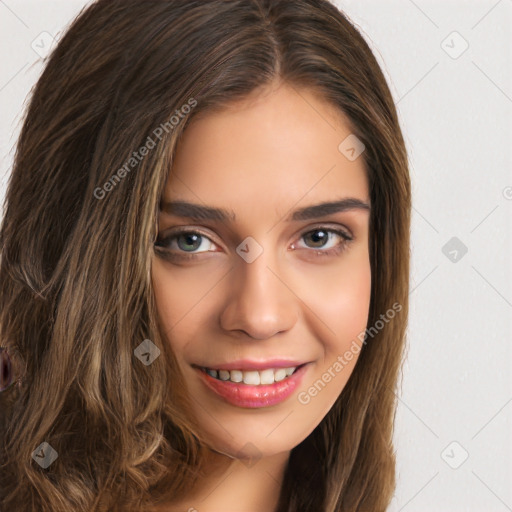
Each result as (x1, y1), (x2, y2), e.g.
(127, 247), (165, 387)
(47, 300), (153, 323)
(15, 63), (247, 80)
(178, 233), (201, 251)
(308, 230), (327, 248)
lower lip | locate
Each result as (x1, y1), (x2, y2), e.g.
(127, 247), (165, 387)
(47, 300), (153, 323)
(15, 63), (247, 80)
(194, 364), (310, 408)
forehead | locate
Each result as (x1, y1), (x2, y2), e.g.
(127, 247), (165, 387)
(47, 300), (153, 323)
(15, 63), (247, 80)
(163, 83), (369, 214)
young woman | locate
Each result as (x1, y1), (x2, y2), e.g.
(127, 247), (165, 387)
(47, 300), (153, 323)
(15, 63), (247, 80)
(0, 0), (411, 510)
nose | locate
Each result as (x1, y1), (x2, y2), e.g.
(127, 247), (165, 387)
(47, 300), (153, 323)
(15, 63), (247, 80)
(219, 246), (299, 340)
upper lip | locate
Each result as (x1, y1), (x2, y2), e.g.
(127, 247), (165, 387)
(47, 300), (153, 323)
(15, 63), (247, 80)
(192, 359), (309, 371)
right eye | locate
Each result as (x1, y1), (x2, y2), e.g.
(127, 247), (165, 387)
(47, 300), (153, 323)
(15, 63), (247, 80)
(155, 229), (220, 259)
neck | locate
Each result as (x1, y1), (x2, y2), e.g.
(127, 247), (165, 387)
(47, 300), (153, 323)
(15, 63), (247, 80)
(155, 447), (290, 512)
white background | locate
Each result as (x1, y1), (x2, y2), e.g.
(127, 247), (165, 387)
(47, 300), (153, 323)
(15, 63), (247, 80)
(1, 1), (511, 510)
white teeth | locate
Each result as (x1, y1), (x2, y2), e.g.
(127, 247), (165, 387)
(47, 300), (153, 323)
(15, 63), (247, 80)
(203, 366), (298, 385)
(218, 370), (230, 381)
(259, 369), (275, 385)
(243, 371), (260, 385)
(274, 369), (287, 382)
(230, 370), (243, 383)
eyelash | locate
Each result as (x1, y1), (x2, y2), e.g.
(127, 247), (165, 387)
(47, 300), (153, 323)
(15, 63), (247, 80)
(154, 225), (353, 262)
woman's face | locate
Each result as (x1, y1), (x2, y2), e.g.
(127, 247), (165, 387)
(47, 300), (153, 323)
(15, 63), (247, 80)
(151, 81), (371, 459)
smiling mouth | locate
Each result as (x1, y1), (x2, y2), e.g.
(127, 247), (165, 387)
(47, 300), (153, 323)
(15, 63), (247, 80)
(195, 364), (306, 385)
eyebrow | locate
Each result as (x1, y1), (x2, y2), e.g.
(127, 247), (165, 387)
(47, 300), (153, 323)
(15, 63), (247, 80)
(160, 197), (370, 222)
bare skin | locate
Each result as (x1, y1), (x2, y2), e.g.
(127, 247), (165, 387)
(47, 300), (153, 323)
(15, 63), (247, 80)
(151, 79), (371, 511)
(152, 449), (288, 512)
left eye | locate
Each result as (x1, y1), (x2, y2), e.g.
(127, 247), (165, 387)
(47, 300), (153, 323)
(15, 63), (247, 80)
(154, 226), (352, 259)
(296, 227), (351, 251)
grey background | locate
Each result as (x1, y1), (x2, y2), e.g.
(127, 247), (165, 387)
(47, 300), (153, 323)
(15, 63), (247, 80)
(1, 1), (511, 510)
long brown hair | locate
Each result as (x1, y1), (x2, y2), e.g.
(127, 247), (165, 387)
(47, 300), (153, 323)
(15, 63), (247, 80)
(0, 1), (411, 510)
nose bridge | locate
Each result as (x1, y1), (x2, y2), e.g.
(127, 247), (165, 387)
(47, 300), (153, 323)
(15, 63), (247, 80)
(219, 240), (298, 339)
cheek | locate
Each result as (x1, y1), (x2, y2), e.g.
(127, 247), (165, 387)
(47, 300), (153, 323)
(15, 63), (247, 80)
(151, 261), (198, 364)
(150, 258), (223, 354)
(294, 262), (371, 424)
(297, 255), (372, 352)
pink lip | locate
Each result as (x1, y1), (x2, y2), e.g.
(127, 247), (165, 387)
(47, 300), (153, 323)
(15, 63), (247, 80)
(193, 363), (310, 408)
(192, 358), (307, 371)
